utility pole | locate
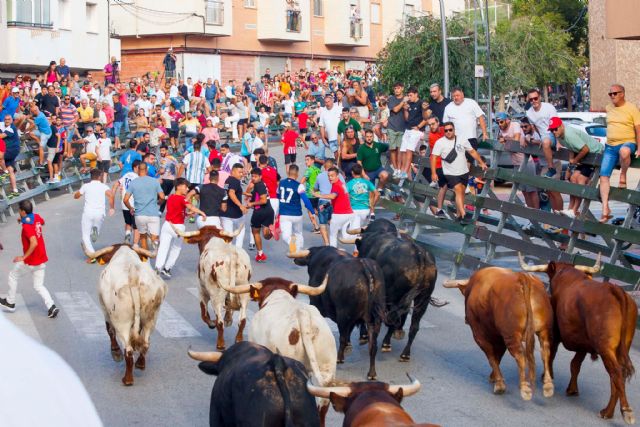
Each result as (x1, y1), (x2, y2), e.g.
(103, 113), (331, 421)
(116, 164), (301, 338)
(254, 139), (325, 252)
(438, 0), (449, 96)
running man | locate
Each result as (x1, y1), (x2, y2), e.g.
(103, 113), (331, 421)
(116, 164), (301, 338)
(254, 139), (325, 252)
(111, 160), (140, 244)
(314, 166), (355, 248)
(221, 163), (248, 249)
(124, 162), (165, 251)
(300, 154), (322, 233)
(0, 200), (59, 318)
(277, 164), (317, 252)
(245, 168), (274, 262)
(74, 168), (115, 255)
(347, 164), (378, 230)
(192, 170), (228, 229)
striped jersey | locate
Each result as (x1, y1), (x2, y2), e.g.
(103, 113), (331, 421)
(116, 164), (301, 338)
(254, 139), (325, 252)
(182, 151), (210, 185)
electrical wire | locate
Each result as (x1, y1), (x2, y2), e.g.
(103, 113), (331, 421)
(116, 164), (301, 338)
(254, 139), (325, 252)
(563, 6), (587, 33)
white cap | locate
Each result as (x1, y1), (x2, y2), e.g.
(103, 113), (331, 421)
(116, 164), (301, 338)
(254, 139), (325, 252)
(12, 87), (19, 93)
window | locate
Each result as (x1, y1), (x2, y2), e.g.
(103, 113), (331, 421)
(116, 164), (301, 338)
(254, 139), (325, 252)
(313, 0), (323, 17)
(58, 0), (71, 29)
(205, 0), (224, 25)
(86, 3), (98, 33)
(371, 3), (380, 24)
(286, 0), (301, 32)
(403, 4), (415, 18)
(244, 0), (255, 7)
(9, 0), (51, 28)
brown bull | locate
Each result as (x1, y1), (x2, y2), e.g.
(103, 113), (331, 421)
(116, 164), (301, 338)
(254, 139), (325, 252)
(520, 254), (637, 425)
(306, 376), (437, 427)
(444, 266), (555, 400)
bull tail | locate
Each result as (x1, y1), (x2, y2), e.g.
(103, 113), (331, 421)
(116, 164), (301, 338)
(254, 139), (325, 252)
(610, 285), (636, 381)
(520, 274), (536, 390)
(271, 354), (296, 427)
(361, 259), (386, 325)
(129, 264), (143, 350)
(298, 308), (325, 386)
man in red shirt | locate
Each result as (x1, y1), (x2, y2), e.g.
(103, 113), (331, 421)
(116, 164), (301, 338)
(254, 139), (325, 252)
(257, 154), (280, 241)
(314, 167), (355, 248)
(281, 122), (299, 169)
(0, 200), (59, 318)
(297, 108), (309, 149)
(155, 178), (206, 278)
(426, 116), (448, 217)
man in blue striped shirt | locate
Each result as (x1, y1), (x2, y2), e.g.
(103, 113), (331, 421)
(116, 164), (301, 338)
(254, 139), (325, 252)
(178, 140), (210, 187)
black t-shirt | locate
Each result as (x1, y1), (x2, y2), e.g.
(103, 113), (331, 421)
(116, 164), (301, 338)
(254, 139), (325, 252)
(222, 176), (244, 219)
(47, 125), (58, 148)
(250, 181), (273, 213)
(41, 94), (59, 116)
(406, 100), (425, 129)
(197, 184), (226, 216)
(429, 97), (451, 123)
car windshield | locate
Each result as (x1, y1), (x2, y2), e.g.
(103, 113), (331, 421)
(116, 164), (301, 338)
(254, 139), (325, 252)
(586, 126), (607, 137)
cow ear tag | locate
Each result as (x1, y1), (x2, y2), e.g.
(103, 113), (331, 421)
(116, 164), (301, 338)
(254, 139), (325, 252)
(251, 287), (260, 300)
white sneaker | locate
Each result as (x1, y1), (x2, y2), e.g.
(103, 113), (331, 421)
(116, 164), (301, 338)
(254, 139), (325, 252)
(561, 209), (576, 218)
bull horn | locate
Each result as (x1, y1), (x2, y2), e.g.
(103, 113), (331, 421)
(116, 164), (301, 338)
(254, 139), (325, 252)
(220, 223), (244, 238)
(388, 374), (421, 397)
(306, 380), (351, 398)
(294, 275), (328, 296)
(518, 252), (548, 272)
(218, 280), (262, 294)
(338, 236), (358, 245)
(132, 246), (157, 258)
(443, 279), (469, 288)
(81, 242), (115, 260)
(170, 223), (201, 238)
(286, 249), (310, 259)
(346, 227), (363, 235)
(188, 349), (223, 362)
(575, 253), (602, 274)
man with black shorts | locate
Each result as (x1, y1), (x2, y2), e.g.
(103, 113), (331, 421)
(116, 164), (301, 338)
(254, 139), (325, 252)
(96, 128), (112, 183)
(0, 115), (21, 198)
(193, 170), (227, 228)
(221, 163), (248, 248)
(426, 116), (448, 217)
(245, 168), (274, 262)
(112, 160), (140, 244)
(431, 122), (487, 224)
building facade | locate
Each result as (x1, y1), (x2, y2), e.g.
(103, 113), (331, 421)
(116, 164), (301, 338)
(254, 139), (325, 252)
(0, 0), (117, 76)
(110, 0), (448, 82)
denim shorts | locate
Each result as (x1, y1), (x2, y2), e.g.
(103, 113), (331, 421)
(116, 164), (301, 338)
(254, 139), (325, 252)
(601, 142), (637, 177)
(113, 121), (123, 138)
(317, 201), (333, 225)
(328, 140), (339, 154)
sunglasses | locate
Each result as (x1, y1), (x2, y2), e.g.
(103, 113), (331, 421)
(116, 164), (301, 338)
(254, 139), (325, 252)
(528, 96), (539, 102)
(444, 128), (454, 132)
(608, 91), (622, 97)
(550, 127), (560, 133)
(497, 120), (506, 124)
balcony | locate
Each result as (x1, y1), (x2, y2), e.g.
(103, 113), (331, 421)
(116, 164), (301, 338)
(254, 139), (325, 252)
(324, 0), (370, 46)
(257, 0), (310, 42)
(205, 1), (224, 25)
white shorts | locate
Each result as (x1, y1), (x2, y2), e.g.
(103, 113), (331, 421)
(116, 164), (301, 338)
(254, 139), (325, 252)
(135, 215), (160, 236)
(196, 216), (222, 229)
(400, 129), (423, 153)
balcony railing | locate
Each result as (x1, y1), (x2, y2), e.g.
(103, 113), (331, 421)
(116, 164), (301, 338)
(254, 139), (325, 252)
(205, 1), (224, 25)
(286, 10), (301, 32)
(350, 19), (363, 39)
(7, 21), (53, 29)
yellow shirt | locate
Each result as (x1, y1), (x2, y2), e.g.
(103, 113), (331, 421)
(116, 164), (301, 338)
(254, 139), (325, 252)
(606, 101), (640, 146)
(78, 106), (94, 123)
(280, 82), (291, 95)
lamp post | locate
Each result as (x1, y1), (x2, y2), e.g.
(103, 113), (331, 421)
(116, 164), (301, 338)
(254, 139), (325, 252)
(438, 0), (449, 96)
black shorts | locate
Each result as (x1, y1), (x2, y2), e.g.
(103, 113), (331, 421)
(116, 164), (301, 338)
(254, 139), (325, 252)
(243, 154), (251, 163)
(445, 173), (469, 189)
(465, 138), (479, 163)
(238, 118), (248, 126)
(285, 153), (297, 164)
(577, 164), (594, 178)
(53, 152), (63, 164)
(309, 197), (319, 211)
(122, 209), (137, 229)
(5, 150), (19, 169)
(299, 128), (307, 134)
(251, 207), (275, 229)
(250, 161), (257, 169)
(98, 160), (111, 173)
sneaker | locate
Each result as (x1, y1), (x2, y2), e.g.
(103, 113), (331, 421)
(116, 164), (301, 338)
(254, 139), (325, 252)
(370, 213), (376, 221)
(561, 209), (576, 219)
(124, 232), (132, 244)
(47, 304), (60, 318)
(0, 297), (16, 313)
(429, 297), (450, 307)
(435, 209), (446, 219)
(255, 253), (267, 263)
(248, 242), (256, 251)
(161, 268), (172, 278)
(544, 168), (557, 178)
(7, 191), (19, 199)
(188, 216), (195, 224)
(312, 227), (321, 234)
(90, 226), (99, 243)
(0, 171), (9, 181)
(392, 169), (400, 178)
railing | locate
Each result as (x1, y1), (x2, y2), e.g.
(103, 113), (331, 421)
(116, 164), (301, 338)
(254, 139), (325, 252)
(7, 21), (54, 29)
(286, 10), (301, 32)
(350, 20), (363, 39)
(205, 1), (224, 25)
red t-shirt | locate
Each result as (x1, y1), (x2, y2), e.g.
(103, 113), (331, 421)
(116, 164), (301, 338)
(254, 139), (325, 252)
(298, 112), (309, 129)
(165, 194), (188, 224)
(208, 148), (222, 163)
(194, 83), (203, 98)
(429, 127), (445, 169)
(282, 130), (298, 155)
(331, 181), (353, 214)
(261, 166), (279, 198)
(21, 214), (48, 266)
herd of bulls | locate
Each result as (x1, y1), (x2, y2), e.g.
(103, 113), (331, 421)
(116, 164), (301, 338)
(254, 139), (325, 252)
(81, 218), (638, 426)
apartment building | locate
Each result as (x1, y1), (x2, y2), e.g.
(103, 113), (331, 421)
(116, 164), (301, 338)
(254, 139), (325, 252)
(110, 0), (462, 83)
(0, 0), (117, 76)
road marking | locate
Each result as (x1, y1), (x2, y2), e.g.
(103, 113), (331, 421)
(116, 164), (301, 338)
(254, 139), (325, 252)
(155, 302), (201, 338)
(5, 294), (42, 343)
(55, 291), (105, 340)
(186, 287), (200, 300)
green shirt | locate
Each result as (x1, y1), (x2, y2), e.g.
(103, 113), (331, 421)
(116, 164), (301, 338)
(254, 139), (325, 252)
(337, 118), (362, 136)
(347, 178), (375, 211)
(561, 125), (603, 155)
(294, 101), (307, 113)
(304, 165), (322, 198)
(357, 142), (389, 172)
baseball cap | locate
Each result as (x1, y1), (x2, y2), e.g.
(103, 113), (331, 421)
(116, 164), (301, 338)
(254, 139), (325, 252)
(11, 87), (19, 93)
(495, 112), (508, 121)
(548, 117), (562, 131)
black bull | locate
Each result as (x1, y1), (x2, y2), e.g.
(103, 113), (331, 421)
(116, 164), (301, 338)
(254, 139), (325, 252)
(193, 341), (320, 427)
(292, 246), (386, 380)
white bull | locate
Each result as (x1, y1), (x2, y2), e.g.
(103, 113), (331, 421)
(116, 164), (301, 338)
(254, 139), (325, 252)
(220, 276), (337, 424)
(173, 224), (251, 350)
(84, 243), (167, 386)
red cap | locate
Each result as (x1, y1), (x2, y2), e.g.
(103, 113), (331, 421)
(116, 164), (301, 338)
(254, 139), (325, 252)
(548, 117), (562, 131)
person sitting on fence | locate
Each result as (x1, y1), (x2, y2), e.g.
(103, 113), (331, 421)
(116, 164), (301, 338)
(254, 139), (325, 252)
(547, 117), (603, 218)
(0, 114), (21, 199)
(430, 121), (488, 225)
(599, 84), (640, 223)
(496, 112), (539, 210)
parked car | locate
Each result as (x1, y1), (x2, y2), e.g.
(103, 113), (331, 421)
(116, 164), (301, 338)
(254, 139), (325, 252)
(566, 122), (607, 146)
(558, 112), (606, 126)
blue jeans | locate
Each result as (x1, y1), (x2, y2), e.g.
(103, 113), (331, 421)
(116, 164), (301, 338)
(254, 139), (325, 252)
(113, 121), (123, 139)
(122, 106), (130, 132)
(601, 142), (637, 177)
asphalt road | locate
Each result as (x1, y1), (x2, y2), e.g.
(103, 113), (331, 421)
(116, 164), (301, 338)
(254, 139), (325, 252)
(1, 158), (639, 427)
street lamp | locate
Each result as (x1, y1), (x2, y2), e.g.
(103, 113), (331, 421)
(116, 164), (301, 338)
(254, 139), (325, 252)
(438, 0), (449, 96)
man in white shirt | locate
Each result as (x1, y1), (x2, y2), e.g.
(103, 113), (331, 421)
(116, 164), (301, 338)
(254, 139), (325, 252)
(525, 88), (559, 177)
(431, 121), (487, 224)
(79, 125), (99, 173)
(282, 93), (295, 120)
(318, 94), (342, 159)
(442, 87), (488, 153)
(100, 86), (114, 107)
(135, 94), (153, 118)
(111, 160), (140, 244)
(74, 168), (115, 254)
(249, 129), (266, 165)
(96, 128), (112, 183)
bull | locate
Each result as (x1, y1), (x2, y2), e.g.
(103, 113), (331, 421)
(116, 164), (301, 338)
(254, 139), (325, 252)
(84, 243), (167, 386)
(172, 225), (251, 350)
(520, 254), (637, 424)
(341, 220), (437, 361)
(306, 376), (435, 427)
(287, 242), (386, 380)
(443, 266), (555, 400)
(219, 276), (336, 425)
(188, 342), (320, 427)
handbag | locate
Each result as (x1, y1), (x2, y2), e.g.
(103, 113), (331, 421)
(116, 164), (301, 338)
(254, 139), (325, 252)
(442, 138), (458, 164)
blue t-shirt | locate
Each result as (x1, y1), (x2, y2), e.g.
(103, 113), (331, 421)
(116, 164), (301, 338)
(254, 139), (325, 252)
(33, 112), (52, 135)
(278, 178), (308, 216)
(147, 163), (159, 178)
(347, 177), (375, 211)
(205, 85), (217, 101)
(119, 150), (142, 176)
(126, 175), (162, 217)
(1, 123), (20, 153)
(1, 96), (20, 120)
